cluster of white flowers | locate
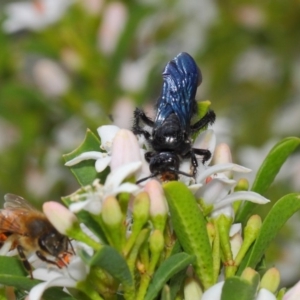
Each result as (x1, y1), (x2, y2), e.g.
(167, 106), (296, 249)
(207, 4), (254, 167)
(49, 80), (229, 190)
(27, 124), (273, 300)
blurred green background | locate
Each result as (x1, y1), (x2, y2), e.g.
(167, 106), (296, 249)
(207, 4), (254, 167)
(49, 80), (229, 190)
(0, 0), (300, 286)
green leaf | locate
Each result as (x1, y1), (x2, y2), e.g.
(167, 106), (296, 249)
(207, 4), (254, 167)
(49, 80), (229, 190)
(221, 274), (260, 300)
(80, 246), (134, 298)
(63, 129), (109, 186)
(238, 193), (300, 274)
(145, 252), (195, 300)
(169, 268), (187, 300)
(0, 256), (26, 277)
(236, 137), (300, 223)
(0, 257), (75, 299)
(164, 182), (214, 290)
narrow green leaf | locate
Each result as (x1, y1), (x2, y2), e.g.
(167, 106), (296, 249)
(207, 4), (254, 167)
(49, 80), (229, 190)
(63, 129), (109, 186)
(80, 246), (134, 297)
(0, 256), (26, 277)
(169, 268), (187, 300)
(0, 275), (38, 290)
(164, 182), (214, 290)
(221, 274), (259, 300)
(238, 193), (300, 274)
(145, 252), (195, 300)
(236, 137), (300, 222)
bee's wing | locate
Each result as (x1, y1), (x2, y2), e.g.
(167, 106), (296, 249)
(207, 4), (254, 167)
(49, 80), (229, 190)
(0, 194), (39, 235)
(4, 194), (37, 211)
(156, 52), (201, 128)
(0, 208), (30, 235)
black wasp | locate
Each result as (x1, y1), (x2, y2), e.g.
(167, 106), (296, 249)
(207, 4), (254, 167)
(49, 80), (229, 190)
(132, 52), (215, 184)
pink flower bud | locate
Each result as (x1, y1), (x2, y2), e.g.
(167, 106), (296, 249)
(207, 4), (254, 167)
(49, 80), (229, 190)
(144, 180), (168, 217)
(43, 202), (78, 235)
(213, 143), (233, 178)
(283, 280), (300, 300)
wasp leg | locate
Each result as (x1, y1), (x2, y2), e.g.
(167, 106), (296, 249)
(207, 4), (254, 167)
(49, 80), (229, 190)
(132, 108), (155, 140)
(190, 110), (216, 133)
(17, 245), (33, 279)
(36, 250), (66, 268)
(189, 151), (199, 175)
(133, 108), (155, 127)
(193, 148), (212, 164)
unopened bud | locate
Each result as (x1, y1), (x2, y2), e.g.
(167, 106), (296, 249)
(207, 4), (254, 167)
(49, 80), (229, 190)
(43, 201), (79, 235)
(43, 201), (100, 250)
(102, 196), (123, 226)
(235, 215), (262, 266)
(241, 267), (258, 283)
(229, 224), (243, 259)
(244, 215), (262, 243)
(213, 143), (232, 178)
(260, 268), (280, 293)
(149, 229), (164, 254)
(123, 192), (150, 256)
(101, 196), (123, 250)
(234, 178), (249, 192)
(184, 277), (203, 299)
(133, 192), (150, 222)
(144, 180), (168, 231)
(206, 222), (215, 246)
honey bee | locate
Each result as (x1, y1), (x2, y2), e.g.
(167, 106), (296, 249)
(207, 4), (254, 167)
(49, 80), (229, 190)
(0, 194), (74, 278)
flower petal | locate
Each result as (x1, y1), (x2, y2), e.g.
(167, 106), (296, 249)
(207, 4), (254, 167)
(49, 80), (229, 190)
(110, 182), (140, 196)
(202, 281), (224, 300)
(229, 223), (242, 237)
(28, 276), (76, 300)
(95, 156), (111, 172)
(105, 161), (142, 189)
(213, 191), (270, 211)
(97, 125), (120, 152)
(32, 269), (62, 281)
(196, 163), (252, 183)
(65, 151), (105, 166)
(211, 205), (234, 219)
(256, 288), (276, 300)
(196, 178), (236, 204)
(69, 200), (89, 213)
(188, 183), (203, 194)
(67, 256), (89, 281)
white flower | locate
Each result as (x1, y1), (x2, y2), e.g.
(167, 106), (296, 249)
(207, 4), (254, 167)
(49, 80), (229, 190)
(179, 129), (216, 186)
(28, 255), (88, 300)
(69, 162), (142, 215)
(65, 125), (120, 172)
(3, 0), (74, 33)
(191, 142), (270, 218)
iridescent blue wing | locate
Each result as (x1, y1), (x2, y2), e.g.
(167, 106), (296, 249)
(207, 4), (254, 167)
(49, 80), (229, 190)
(155, 52), (201, 128)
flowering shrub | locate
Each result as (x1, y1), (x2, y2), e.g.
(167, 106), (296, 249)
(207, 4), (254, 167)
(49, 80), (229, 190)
(0, 100), (299, 300)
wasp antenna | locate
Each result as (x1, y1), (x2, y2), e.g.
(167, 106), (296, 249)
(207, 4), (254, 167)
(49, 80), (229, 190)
(136, 173), (158, 185)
